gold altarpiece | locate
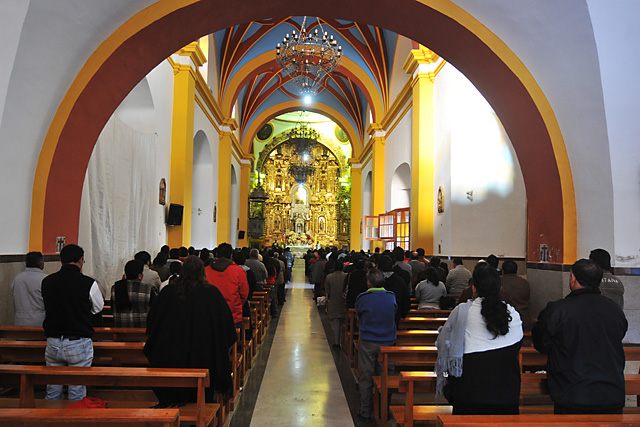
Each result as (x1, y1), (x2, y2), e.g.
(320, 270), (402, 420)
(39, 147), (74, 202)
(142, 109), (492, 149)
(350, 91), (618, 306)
(261, 140), (347, 247)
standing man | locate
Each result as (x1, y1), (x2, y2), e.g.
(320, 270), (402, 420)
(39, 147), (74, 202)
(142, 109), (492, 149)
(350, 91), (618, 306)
(11, 251), (47, 326)
(246, 248), (268, 291)
(135, 251), (162, 293)
(500, 260), (532, 331)
(206, 243), (249, 328)
(42, 244), (104, 401)
(355, 268), (397, 421)
(589, 248), (624, 309)
(325, 260), (347, 348)
(445, 258), (472, 298)
(532, 259), (627, 414)
(284, 247), (294, 283)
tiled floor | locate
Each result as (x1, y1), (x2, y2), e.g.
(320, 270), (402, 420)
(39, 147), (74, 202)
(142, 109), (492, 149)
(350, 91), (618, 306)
(247, 269), (354, 426)
(229, 264), (364, 426)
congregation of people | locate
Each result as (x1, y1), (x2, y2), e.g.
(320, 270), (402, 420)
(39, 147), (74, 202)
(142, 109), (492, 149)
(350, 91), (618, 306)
(302, 245), (627, 420)
(9, 241), (628, 422)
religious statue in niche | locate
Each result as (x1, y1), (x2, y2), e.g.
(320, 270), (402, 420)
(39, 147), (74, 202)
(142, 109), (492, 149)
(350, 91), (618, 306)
(159, 178), (166, 206)
(437, 186), (444, 213)
(275, 218), (280, 230)
(319, 217), (325, 232)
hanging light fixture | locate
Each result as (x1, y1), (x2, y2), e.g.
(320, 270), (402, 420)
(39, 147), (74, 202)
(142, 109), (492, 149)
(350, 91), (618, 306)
(275, 17), (342, 96)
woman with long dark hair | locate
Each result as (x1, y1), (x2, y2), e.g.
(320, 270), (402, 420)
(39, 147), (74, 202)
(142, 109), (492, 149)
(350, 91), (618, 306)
(436, 262), (523, 414)
(144, 256), (237, 406)
(414, 267), (446, 309)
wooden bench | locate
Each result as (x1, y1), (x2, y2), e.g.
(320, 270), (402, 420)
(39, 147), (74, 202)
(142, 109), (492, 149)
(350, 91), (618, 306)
(0, 326), (147, 342)
(373, 346), (439, 426)
(520, 346), (640, 372)
(406, 310), (452, 318)
(392, 372), (640, 427)
(0, 341), (148, 366)
(399, 318), (448, 330)
(0, 364), (218, 427)
(395, 330), (440, 346)
(437, 414), (640, 426)
(0, 407), (180, 426)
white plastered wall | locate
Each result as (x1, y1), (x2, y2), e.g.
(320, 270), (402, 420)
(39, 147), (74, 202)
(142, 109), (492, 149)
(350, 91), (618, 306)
(78, 60), (174, 295)
(587, 0), (640, 266)
(192, 102), (220, 248)
(384, 110), (412, 211)
(433, 64), (526, 258)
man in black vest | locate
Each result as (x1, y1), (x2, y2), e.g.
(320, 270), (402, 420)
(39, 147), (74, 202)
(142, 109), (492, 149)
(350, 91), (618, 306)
(42, 244), (104, 400)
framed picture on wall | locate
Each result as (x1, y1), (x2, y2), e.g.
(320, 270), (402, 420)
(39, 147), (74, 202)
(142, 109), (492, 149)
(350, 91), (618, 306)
(159, 178), (166, 206)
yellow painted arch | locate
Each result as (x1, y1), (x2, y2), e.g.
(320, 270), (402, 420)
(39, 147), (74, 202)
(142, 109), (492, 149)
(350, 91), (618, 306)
(29, 0), (576, 262)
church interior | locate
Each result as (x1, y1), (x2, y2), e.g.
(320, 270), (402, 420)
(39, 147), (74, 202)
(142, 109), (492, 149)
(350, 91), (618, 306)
(1, 2), (640, 422)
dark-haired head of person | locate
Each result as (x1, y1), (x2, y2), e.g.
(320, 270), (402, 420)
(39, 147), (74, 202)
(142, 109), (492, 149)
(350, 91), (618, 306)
(173, 256), (206, 294)
(152, 252), (168, 268)
(179, 247), (189, 258)
(393, 246), (404, 262)
(160, 245), (170, 256)
(217, 243), (233, 260)
(169, 248), (180, 260)
(200, 247), (210, 262)
(366, 268), (385, 288)
(473, 262), (511, 338)
(232, 250), (246, 266)
(589, 248), (612, 272)
(60, 244), (84, 265)
(571, 259), (603, 290)
(352, 255), (365, 271)
(125, 260), (145, 281)
(486, 254), (499, 269)
(452, 257), (463, 267)
(188, 246), (195, 256)
(430, 256), (441, 269)
(426, 267), (440, 287)
(169, 260), (182, 277)
(134, 251), (151, 266)
(378, 255), (394, 273)
(334, 260), (344, 272)
(502, 260), (518, 275)
(416, 248), (426, 257)
(25, 251), (44, 269)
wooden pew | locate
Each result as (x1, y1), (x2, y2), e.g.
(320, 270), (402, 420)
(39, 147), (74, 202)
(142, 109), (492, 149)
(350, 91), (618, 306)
(395, 330), (440, 346)
(0, 408), (180, 427)
(0, 364), (218, 427)
(437, 414), (640, 426)
(399, 318), (448, 330)
(406, 310), (452, 318)
(520, 347), (640, 372)
(0, 326), (146, 342)
(0, 341), (148, 366)
(373, 346), (438, 426)
(392, 372), (640, 427)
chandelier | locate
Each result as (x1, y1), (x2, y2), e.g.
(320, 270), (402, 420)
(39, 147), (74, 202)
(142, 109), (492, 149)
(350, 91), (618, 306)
(276, 17), (342, 96)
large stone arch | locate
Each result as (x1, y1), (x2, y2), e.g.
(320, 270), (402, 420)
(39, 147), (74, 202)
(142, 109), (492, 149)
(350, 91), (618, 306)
(30, 0), (576, 264)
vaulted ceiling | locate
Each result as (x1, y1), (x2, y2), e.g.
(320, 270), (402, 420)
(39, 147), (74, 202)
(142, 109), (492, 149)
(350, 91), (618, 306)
(210, 17), (407, 156)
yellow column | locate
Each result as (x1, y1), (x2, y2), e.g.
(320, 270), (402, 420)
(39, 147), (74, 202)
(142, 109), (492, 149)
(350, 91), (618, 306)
(369, 124), (386, 251)
(167, 43), (205, 248)
(349, 162), (362, 251)
(238, 159), (252, 247)
(217, 128), (233, 244)
(404, 47), (441, 253)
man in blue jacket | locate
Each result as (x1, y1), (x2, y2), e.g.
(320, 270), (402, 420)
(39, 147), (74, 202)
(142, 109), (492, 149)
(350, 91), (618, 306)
(355, 268), (397, 420)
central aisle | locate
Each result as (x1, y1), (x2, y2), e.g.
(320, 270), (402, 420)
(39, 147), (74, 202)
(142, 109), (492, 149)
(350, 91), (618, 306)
(249, 269), (354, 426)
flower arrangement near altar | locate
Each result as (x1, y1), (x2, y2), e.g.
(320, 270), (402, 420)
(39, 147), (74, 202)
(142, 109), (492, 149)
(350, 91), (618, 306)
(284, 231), (314, 246)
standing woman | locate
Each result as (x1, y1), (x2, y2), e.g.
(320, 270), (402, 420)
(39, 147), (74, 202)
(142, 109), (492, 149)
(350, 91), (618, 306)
(414, 267), (446, 310)
(436, 262), (523, 414)
(144, 256), (237, 406)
